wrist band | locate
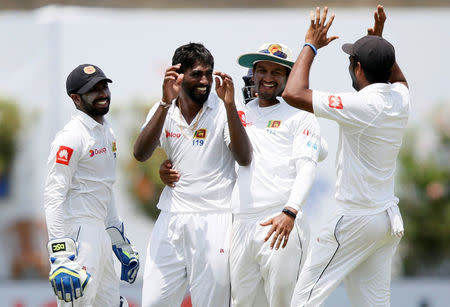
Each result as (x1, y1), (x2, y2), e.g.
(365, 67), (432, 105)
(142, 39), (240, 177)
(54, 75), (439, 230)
(304, 43), (317, 55)
(159, 100), (171, 109)
(282, 208), (297, 219)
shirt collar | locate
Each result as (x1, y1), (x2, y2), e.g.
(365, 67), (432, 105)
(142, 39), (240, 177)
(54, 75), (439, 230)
(74, 109), (106, 130)
(169, 92), (218, 123)
(359, 83), (392, 94)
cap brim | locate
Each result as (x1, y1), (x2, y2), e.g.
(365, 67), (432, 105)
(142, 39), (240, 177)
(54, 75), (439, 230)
(77, 76), (112, 94)
(342, 43), (354, 55)
(238, 53), (294, 69)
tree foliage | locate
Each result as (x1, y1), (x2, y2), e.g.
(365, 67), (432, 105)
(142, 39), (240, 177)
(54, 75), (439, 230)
(397, 102), (450, 276)
(0, 98), (21, 177)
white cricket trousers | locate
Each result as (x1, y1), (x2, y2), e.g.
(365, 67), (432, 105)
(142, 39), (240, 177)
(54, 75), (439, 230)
(142, 211), (232, 307)
(230, 207), (310, 307)
(291, 210), (401, 307)
(58, 218), (120, 307)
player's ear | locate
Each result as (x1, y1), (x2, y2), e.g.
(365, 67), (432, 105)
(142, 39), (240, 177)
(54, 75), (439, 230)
(70, 93), (81, 106)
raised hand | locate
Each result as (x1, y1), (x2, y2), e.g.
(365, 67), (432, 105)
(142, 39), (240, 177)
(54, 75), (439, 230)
(162, 64), (184, 104)
(214, 71), (235, 105)
(305, 7), (339, 50)
(367, 5), (386, 37)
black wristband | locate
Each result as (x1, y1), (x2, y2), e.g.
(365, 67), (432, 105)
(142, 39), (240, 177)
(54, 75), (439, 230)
(282, 208), (297, 219)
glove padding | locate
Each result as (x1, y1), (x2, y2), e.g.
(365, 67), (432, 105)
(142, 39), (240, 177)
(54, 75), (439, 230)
(47, 238), (91, 302)
(107, 225), (139, 284)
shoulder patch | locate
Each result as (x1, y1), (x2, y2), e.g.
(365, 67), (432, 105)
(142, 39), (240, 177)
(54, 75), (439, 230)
(328, 95), (343, 109)
(56, 146), (74, 165)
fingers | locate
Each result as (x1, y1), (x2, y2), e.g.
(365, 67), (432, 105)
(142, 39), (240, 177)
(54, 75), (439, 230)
(264, 226), (275, 243)
(377, 5), (386, 21)
(214, 76), (221, 91)
(166, 64), (181, 73)
(310, 10), (315, 26)
(315, 7), (320, 25)
(324, 13), (335, 31)
(271, 228), (282, 249)
(214, 72), (233, 85)
(320, 7), (328, 26)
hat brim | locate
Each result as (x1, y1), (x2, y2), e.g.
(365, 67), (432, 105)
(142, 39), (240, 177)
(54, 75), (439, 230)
(238, 53), (294, 69)
(77, 76), (113, 94)
(342, 43), (354, 55)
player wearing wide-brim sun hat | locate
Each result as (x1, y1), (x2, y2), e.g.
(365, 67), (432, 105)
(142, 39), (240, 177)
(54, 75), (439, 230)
(238, 43), (295, 69)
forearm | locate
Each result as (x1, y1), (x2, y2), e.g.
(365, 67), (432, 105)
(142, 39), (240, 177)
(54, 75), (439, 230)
(285, 158), (317, 212)
(133, 105), (168, 162)
(44, 179), (68, 239)
(105, 192), (123, 229)
(282, 46), (315, 113)
(225, 102), (252, 166)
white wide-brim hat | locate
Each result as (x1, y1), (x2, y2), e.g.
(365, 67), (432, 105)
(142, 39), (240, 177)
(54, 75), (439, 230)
(238, 43), (295, 69)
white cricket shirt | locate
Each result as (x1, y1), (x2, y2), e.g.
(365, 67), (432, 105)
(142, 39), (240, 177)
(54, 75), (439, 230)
(230, 98), (320, 214)
(144, 93), (235, 213)
(44, 110), (122, 239)
(313, 83), (411, 215)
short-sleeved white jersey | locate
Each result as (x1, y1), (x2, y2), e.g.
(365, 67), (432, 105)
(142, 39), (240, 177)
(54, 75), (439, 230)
(44, 110), (121, 239)
(143, 93), (235, 213)
(230, 98), (320, 215)
(312, 83), (410, 215)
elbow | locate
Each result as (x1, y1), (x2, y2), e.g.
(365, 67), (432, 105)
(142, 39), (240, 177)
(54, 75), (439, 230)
(282, 89), (298, 106)
(133, 151), (146, 162)
(237, 152), (252, 166)
(133, 145), (148, 162)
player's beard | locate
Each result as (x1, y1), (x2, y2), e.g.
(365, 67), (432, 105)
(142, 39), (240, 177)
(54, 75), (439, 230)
(79, 95), (110, 116)
(184, 83), (211, 105)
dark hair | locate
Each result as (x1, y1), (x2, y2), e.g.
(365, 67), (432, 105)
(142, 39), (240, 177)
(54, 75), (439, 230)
(172, 43), (214, 73)
(352, 56), (391, 83)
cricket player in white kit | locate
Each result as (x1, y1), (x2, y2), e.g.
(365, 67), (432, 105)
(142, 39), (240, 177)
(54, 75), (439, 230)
(134, 43), (252, 307)
(229, 43), (325, 307)
(44, 64), (139, 306)
(283, 6), (410, 306)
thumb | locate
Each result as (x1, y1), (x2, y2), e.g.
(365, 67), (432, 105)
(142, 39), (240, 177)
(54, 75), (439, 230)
(215, 77), (221, 90)
(176, 73), (184, 85)
(260, 218), (273, 226)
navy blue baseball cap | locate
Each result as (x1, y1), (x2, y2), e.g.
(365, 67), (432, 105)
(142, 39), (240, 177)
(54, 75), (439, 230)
(66, 64), (112, 96)
(342, 35), (395, 73)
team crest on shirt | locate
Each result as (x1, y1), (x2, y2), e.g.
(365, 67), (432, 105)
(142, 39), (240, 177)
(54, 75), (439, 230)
(267, 120), (282, 128)
(193, 128), (207, 139)
(56, 146), (74, 165)
(328, 95), (343, 109)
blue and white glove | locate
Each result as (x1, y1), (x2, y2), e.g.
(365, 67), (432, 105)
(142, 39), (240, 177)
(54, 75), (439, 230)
(47, 238), (91, 302)
(106, 224), (139, 284)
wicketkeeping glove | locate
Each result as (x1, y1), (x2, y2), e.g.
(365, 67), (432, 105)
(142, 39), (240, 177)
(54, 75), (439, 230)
(47, 238), (91, 302)
(106, 225), (139, 284)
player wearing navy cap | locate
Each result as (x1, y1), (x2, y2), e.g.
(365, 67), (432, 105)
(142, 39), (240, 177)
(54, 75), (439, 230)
(44, 64), (138, 307)
(283, 6), (409, 306)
